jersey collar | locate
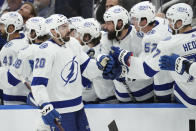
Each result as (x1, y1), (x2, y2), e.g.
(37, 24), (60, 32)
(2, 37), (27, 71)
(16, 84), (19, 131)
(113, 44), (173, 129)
(48, 38), (63, 47)
(120, 25), (132, 40)
(12, 33), (25, 40)
(183, 28), (196, 34)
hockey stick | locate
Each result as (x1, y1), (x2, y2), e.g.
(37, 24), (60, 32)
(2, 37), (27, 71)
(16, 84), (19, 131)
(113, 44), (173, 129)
(22, 81), (65, 131)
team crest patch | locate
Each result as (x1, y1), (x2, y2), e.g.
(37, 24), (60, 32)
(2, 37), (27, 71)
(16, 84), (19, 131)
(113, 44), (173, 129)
(61, 56), (78, 86)
(39, 43), (48, 49)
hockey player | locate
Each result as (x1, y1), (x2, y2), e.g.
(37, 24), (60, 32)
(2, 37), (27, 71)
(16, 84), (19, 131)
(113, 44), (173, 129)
(101, 5), (154, 103)
(0, 11), (29, 104)
(108, 3), (196, 109)
(78, 18), (117, 103)
(31, 14), (108, 130)
(129, 1), (174, 102)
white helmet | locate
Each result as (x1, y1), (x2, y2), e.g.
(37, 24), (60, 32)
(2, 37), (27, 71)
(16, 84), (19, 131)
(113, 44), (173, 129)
(104, 5), (129, 32)
(78, 18), (101, 44)
(45, 14), (68, 39)
(0, 11), (23, 34)
(68, 16), (84, 30)
(166, 3), (193, 31)
(130, 1), (156, 27)
(25, 17), (47, 41)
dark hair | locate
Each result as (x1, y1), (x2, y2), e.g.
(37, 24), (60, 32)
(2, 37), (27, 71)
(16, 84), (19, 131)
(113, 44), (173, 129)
(23, 2), (37, 17)
(37, 34), (50, 42)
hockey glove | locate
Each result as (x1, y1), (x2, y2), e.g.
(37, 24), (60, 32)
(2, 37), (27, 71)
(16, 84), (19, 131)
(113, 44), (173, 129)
(110, 46), (132, 66)
(41, 103), (62, 128)
(96, 55), (114, 72)
(159, 54), (191, 75)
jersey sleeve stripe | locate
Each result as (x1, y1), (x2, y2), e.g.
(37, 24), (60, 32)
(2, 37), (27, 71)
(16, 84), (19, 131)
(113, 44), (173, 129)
(115, 89), (130, 98)
(143, 62), (158, 77)
(132, 83), (153, 97)
(154, 82), (174, 91)
(7, 70), (21, 86)
(174, 83), (196, 105)
(80, 58), (91, 74)
(31, 77), (48, 87)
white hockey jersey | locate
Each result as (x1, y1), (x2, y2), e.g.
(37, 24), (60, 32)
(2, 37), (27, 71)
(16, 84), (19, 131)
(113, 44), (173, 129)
(101, 25), (155, 102)
(31, 38), (102, 113)
(129, 28), (196, 108)
(140, 17), (174, 102)
(0, 33), (29, 104)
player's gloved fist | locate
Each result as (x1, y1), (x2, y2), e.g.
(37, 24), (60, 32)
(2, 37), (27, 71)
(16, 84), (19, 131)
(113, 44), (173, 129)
(110, 46), (132, 66)
(159, 54), (179, 71)
(96, 55), (114, 72)
(41, 103), (62, 127)
(159, 54), (189, 75)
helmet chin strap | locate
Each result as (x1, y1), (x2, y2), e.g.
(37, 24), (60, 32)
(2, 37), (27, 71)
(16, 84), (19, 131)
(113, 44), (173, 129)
(172, 23), (183, 34)
(115, 24), (125, 37)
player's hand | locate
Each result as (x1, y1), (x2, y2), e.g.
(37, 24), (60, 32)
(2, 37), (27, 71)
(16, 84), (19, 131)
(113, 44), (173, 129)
(96, 55), (114, 72)
(110, 46), (132, 66)
(159, 54), (187, 74)
(103, 65), (128, 81)
(41, 103), (62, 128)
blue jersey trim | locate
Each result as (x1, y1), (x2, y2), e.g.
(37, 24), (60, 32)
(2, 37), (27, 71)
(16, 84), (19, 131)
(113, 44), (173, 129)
(12, 33), (25, 40)
(51, 96), (82, 108)
(120, 25), (132, 40)
(143, 62), (158, 77)
(132, 84), (153, 97)
(3, 94), (27, 103)
(7, 70), (21, 86)
(98, 95), (116, 102)
(29, 60), (34, 71)
(115, 89), (130, 98)
(174, 83), (196, 105)
(80, 58), (91, 74)
(183, 28), (196, 34)
(31, 77), (48, 87)
(154, 82), (174, 91)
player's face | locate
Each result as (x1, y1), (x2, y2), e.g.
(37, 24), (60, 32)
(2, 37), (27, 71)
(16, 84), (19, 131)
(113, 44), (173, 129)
(105, 0), (118, 10)
(18, 4), (33, 21)
(105, 21), (115, 33)
(58, 23), (70, 42)
(0, 23), (7, 39)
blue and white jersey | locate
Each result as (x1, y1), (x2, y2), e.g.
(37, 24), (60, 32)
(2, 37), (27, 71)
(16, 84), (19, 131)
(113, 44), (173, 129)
(141, 17), (174, 102)
(129, 28), (196, 108)
(101, 25), (155, 102)
(189, 62), (196, 77)
(0, 33), (29, 105)
(83, 43), (116, 102)
(31, 38), (101, 113)
(0, 33), (29, 68)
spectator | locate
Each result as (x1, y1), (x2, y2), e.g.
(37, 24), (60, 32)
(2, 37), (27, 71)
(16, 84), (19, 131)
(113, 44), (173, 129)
(55, 0), (93, 18)
(18, 2), (37, 23)
(33, 0), (54, 18)
(96, 0), (140, 24)
(7, 0), (23, 11)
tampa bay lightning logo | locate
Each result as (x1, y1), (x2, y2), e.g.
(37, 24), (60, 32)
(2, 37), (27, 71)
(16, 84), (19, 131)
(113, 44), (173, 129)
(61, 56), (78, 86)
